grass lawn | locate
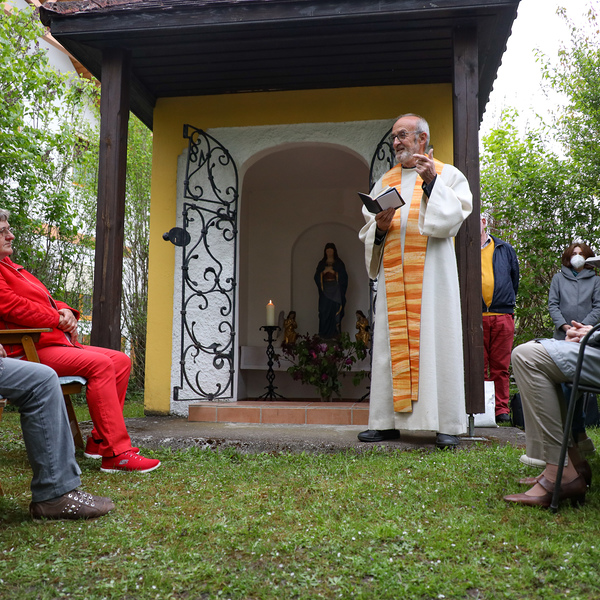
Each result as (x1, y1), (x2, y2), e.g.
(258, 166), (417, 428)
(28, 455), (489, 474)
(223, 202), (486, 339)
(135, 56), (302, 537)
(1, 399), (599, 600)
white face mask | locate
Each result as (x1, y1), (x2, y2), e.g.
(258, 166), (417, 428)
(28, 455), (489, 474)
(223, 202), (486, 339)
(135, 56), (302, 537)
(571, 254), (586, 270)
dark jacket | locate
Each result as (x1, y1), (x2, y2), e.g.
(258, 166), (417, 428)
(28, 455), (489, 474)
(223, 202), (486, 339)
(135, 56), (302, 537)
(482, 235), (519, 314)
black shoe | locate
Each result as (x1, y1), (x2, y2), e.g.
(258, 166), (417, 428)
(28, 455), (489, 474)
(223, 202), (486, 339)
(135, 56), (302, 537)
(436, 433), (460, 449)
(496, 413), (511, 424)
(357, 429), (400, 443)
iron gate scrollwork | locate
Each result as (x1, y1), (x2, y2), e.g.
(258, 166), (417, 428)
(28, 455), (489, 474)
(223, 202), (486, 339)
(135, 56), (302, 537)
(171, 125), (239, 401)
(367, 125), (395, 324)
(369, 125), (394, 191)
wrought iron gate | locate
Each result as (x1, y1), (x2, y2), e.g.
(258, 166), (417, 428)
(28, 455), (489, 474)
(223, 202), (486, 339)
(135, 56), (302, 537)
(367, 125), (394, 323)
(169, 125), (239, 401)
(369, 125), (394, 190)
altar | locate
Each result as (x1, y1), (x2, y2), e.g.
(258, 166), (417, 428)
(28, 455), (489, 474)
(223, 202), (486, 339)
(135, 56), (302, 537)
(238, 345), (371, 401)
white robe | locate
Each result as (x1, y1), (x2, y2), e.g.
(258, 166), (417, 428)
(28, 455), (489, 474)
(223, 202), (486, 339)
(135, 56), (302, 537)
(359, 166), (472, 435)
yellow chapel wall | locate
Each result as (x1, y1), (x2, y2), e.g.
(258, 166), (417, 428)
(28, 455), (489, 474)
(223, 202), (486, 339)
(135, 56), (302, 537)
(144, 83), (453, 414)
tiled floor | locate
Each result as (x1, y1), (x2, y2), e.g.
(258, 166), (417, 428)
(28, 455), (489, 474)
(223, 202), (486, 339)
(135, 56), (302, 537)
(188, 400), (369, 426)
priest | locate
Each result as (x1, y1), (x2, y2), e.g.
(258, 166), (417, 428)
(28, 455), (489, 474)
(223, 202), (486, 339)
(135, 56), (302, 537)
(358, 113), (472, 448)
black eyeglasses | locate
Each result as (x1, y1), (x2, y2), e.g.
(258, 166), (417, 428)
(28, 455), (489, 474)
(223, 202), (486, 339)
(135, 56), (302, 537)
(388, 130), (419, 144)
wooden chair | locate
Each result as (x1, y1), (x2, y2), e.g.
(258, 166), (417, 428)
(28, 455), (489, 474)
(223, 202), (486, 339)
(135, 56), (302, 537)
(0, 328), (86, 450)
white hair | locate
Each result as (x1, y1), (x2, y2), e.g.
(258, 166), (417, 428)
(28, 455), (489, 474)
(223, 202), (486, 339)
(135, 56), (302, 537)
(395, 113), (430, 142)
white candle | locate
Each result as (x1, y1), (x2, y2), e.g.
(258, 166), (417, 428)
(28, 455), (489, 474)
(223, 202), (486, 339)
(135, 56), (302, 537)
(266, 300), (275, 326)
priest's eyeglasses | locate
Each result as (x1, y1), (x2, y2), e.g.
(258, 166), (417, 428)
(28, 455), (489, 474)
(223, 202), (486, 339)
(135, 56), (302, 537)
(0, 227), (13, 237)
(388, 130), (418, 144)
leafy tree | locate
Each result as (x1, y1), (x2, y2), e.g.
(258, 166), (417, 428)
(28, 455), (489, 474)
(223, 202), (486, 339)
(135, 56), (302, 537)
(543, 7), (600, 242)
(0, 6), (153, 393)
(481, 6), (600, 346)
(0, 5), (98, 303)
(122, 116), (152, 390)
(480, 113), (573, 344)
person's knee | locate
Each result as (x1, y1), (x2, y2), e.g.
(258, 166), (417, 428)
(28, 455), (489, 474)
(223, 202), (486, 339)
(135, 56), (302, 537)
(28, 361), (61, 387)
(112, 350), (131, 375)
(511, 343), (526, 368)
(118, 351), (131, 369)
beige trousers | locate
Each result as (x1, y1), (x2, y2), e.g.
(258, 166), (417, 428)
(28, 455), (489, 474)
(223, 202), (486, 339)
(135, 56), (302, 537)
(511, 341), (570, 466)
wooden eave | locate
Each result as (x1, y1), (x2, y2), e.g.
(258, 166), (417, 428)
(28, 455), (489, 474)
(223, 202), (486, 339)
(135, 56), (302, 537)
(39, 0), (520, 131)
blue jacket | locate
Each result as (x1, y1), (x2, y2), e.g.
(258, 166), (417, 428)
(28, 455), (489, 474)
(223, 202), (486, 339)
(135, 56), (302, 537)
(482, 235), (519, 314)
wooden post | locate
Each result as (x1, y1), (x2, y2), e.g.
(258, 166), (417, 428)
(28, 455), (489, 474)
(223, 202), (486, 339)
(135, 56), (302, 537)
(453, 26), (485, 417)
(91, 48), (130, 350)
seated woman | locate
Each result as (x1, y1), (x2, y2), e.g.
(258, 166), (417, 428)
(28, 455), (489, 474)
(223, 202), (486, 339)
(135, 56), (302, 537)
(506, 320), (594, 508)
(547, 241), (600, 456)
(0, 209), (159, 473)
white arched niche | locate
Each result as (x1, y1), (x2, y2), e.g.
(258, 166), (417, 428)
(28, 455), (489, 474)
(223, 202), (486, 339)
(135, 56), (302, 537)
(237, 142), (371, 399)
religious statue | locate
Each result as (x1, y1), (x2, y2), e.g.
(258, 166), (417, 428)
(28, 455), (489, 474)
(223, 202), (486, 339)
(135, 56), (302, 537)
(314, 242), (348, 338)
(283, 310), (298, 345)
(355, 310), (370, 347)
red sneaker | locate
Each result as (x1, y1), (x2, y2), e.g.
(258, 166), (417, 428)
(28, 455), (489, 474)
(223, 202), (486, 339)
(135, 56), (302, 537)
(100, 450), (161, 473)
(84, 437), (102, 459)
(84, 437), (140, 459)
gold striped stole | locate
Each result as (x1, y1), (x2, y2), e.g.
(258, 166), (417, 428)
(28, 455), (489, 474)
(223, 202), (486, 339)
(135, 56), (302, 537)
(382, 159), (445, 412)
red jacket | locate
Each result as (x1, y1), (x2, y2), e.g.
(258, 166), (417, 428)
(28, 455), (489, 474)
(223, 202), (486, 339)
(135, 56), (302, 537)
(0, 257), (81, 357)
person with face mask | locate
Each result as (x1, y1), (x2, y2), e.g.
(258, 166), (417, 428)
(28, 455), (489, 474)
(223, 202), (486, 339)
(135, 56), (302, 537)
(518, 241), (600, 469)
(548, 242), (600, 341)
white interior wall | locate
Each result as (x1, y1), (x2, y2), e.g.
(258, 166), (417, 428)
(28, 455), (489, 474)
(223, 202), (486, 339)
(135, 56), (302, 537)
(239, 144), (370, 348)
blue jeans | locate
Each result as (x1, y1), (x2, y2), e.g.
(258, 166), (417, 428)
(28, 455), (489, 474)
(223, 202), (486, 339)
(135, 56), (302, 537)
(1, 358), (81, 502)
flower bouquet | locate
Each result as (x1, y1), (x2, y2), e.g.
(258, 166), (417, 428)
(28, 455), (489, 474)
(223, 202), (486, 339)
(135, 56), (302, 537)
(281, 333), (368, 401)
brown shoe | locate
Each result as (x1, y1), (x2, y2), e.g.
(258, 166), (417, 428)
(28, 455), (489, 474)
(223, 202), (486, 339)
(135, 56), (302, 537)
(505, 474), (587, 508)
(519, 461), (591, 487)
(518, 475), (542, 485)
(30, 489), (115, 520)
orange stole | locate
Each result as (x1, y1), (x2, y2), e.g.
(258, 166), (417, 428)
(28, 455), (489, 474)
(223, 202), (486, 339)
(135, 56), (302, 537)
(382, 159), (445, 412)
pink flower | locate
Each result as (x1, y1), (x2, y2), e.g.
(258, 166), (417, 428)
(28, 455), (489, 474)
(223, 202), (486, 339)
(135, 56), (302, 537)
(345, 358), (353, 365)
(321, 373), (329, 381)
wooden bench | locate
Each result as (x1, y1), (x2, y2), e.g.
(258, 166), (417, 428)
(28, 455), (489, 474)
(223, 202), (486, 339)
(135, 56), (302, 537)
(0, 329), (85, 450)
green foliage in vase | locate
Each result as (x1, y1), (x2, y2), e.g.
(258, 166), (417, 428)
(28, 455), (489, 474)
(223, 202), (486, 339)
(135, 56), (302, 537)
(281, 333), (368, 400)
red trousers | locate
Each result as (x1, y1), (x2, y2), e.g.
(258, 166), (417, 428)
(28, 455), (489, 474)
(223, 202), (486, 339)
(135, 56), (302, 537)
(36, 344), (133, 457)
(482, 313), (515, 416)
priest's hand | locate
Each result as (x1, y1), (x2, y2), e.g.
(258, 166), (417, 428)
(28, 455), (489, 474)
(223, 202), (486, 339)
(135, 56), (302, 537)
(413, 149), (436, 184)
(375, 207), (395, 232)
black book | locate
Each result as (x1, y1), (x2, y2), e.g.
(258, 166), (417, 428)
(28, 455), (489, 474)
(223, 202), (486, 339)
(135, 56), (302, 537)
(358, 186), (405, 214)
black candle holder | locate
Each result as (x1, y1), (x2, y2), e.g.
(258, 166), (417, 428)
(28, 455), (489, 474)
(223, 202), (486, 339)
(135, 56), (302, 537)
(258, 325), (285, 400)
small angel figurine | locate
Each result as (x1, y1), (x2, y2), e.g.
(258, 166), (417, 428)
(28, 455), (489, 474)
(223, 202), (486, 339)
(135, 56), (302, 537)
(355, 310), (370, 346)
(283, 310), (298, 345)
